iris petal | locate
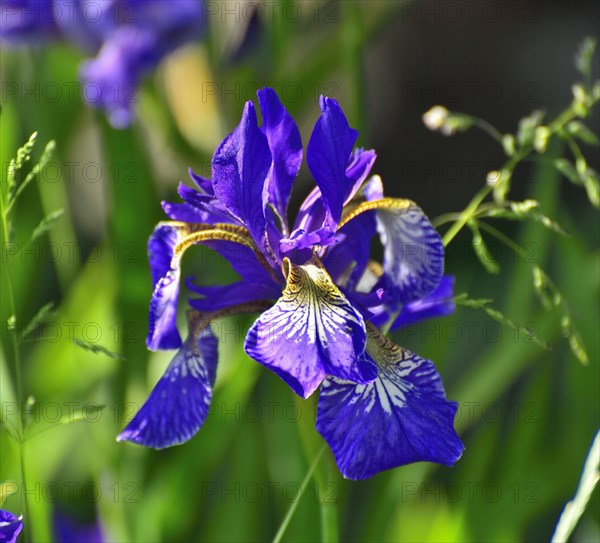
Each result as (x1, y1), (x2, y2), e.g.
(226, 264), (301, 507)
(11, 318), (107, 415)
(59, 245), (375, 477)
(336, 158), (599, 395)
(212, 101), (273, 257)
(147, 222), (278, 350)
(147, 223), (186, 350)
(118, 325), (218, 449)
(340, 198), (444, 305)
(244, 258), (373, 399)
(316, 324), (463, 480)
(0, 510), (24, 543)
(370, 275), (456, 330)
(188, 281), (280, 311)
(258, 87), (303, 231)
(306, 96), (359, 228)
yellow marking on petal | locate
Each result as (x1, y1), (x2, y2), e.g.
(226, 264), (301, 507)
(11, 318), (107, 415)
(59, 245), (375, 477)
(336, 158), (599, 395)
(175, 229), (256, 257)
(364, 322), (403, 368)
(278, 257), (362, 344)
(337, 197), (413, 230)
(169, 224), (281, 284)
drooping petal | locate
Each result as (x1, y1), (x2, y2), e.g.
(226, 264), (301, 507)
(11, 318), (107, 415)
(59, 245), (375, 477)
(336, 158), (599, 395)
(118, 326), (219, 449)
(244, 258), (374, 399)
(370, 275), (456, 330)
(306, 96), (359, 228)
(316, 324), (463, 480)
(340, 198), (444, 305)
(188, 281), (280, 312)
(257, 87), (303, 230)
(147, 223), (186, 350)
(147, 222), (277, 350)
(0, 510), (23, 543)
(212, 101), (272, 255)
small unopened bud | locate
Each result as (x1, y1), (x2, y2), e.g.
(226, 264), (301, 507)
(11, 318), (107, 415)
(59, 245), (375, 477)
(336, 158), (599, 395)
(502, 134), (516, 156)
(534, 126), (550, 153)
(572, 83), (589, 116)
(423, 106), (449, 131)
(486, 171), (501, 186)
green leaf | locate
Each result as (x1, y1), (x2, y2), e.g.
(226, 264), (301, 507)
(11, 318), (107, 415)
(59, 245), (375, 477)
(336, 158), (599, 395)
(551, 431), (600, 542)
(19, 302), (56, 344)
(566, 120), (600, 145)
(30, 208), (64, 242)
(467, 219), (500, 274)
(71, 338), (125, 360)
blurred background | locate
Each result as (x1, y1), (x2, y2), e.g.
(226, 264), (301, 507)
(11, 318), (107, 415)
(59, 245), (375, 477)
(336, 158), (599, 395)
(1, 1), (599, 542)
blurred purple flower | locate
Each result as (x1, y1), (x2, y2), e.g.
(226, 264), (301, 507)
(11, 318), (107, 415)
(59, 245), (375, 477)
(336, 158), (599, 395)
(0, 0), (205, 127)
(53, 507), (104, 543)
(0, 510), (23, 543)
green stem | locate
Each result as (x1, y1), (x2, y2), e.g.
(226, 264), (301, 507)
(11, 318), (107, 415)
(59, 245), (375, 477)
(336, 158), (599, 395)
(471, 116), (504, 143)
(0, 184), (32, 542)
(442, 185), (492, 247)
(272, 444), (327, 543)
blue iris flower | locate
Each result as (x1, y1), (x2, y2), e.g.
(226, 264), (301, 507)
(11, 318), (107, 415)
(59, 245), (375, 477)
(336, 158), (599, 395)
(0, 510), (23, 543)
(0, 0), (204, 127)
(118, 87), (464, 479)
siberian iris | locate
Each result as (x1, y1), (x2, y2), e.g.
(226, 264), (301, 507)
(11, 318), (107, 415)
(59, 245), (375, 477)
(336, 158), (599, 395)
(118, 87), (464, 479)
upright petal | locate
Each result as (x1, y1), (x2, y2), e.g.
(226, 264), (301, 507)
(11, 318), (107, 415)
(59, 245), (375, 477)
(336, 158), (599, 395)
(340, 198), (444, 305)
(244, 258), (373, 399)
(306, 96), (359, 227)
(317, 324), (463, 480)
(212, 101), (272, 255)
(118, 324), (219, 449)
(257, 87), (303, 230)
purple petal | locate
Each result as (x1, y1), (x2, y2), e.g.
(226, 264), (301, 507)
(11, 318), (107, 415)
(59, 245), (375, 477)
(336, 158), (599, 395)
(371, 275), (456, 330)
(188, 281), (280, 311)
(257, 87), (303, 230)
(323, 210), (377, 290)
(0, 0), (58, 46)
(53, 508), (104, 543)
(212, 101), (272, 256)
(189, 167), (214, 195)
(244, 259), (372, 398)
(161, 201), (208, 223)
(118, 328), (218, 449)
(0, 510), (23, 543)
(344, 148), (377, 204)
(368, 201), (444, 305)
(147, 223), (185, 350)
(306, 96), (359, 227)
(317, 326), (464, 480)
